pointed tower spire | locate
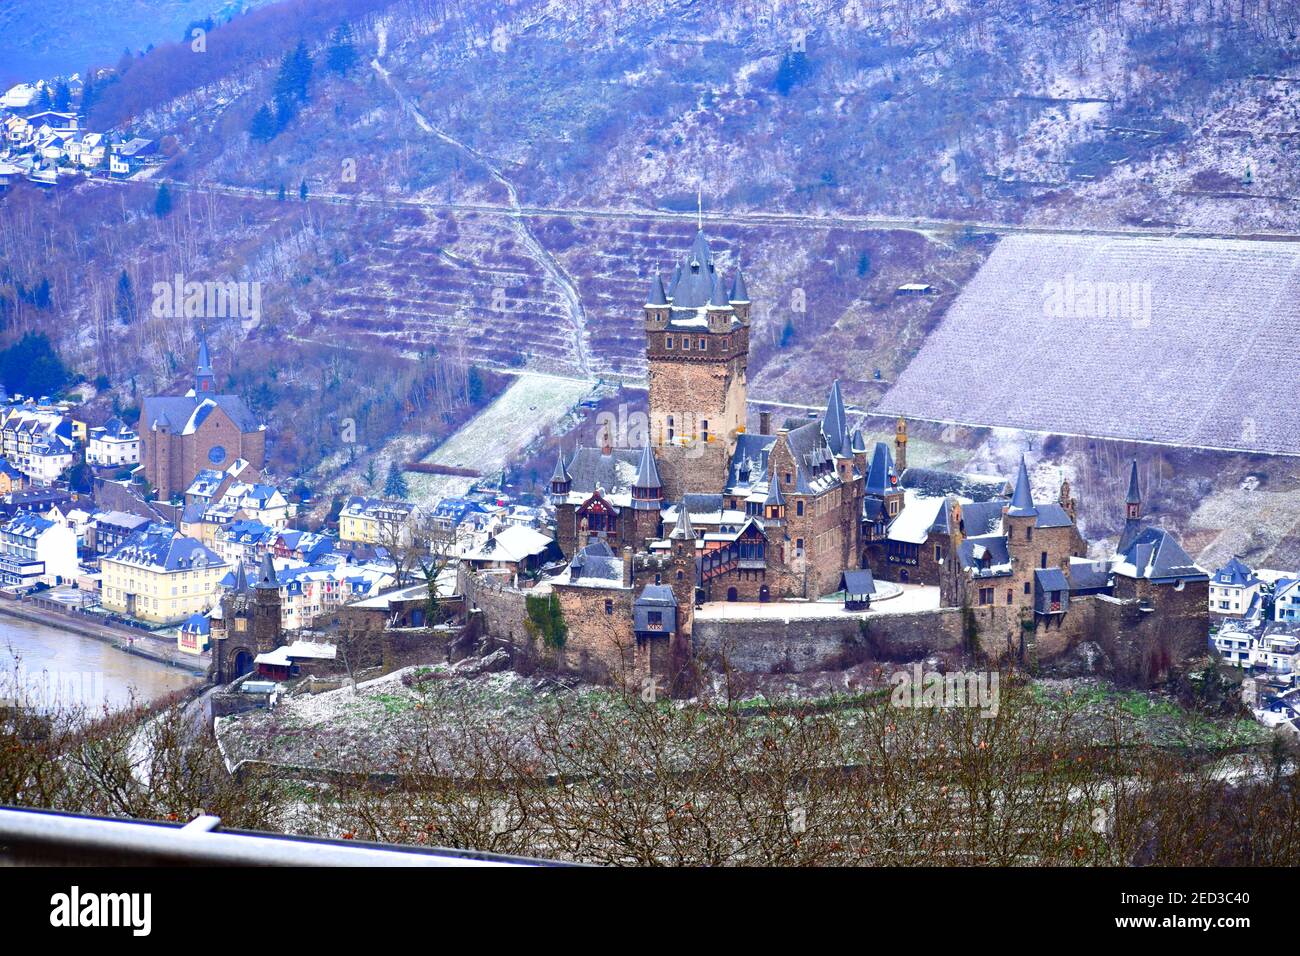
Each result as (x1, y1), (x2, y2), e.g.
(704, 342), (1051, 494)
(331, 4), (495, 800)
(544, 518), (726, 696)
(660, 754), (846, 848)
(632, 443), (662, 509)
(255, 551), (278, 589)
(729, 266), (749, 303)
(233, 561), (249, 593)
(549, 447), (572, 503)
(195, 325), (215, 395)
(1007, 456), (1037, 516)
(647, 272), (667, 306)
(1125, 459), (1141, 516)
(670, 500), (695, 540)
(823, 380), (848, 456)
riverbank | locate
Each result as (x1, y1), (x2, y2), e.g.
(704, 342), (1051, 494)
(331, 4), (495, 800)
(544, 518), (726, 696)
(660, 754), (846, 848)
(0, 597), (208, 676)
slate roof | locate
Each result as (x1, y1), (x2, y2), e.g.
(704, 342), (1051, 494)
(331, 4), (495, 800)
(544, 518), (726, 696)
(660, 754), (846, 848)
(562, 447), (642, 499)
(141, 393), (261, 434)
(567, 539), (625, 586)
(1068, 557), (1113, 592)
(1034, 568), (1071, 614)
(634, 584), (677, 635)
(1113, 527), (1207, 583)
(725, 432), (778, 493)
(1214, 556), (1259, 588)
(1007, 457), (1037, 517)
(957, 534), (1012, 577)
(1126, 459), (1141, 504)
(865, 442), (899, 496)
(822, 380), (850, 457)
(108, 528), (223, 571)
(633, 443), (662, 490)
(839, 569), (877, 598)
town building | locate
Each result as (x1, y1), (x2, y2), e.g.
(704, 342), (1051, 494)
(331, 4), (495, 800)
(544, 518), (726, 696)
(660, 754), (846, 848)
(210, 554), (283, 683)
(86, 417), (140, 468)
(100, 527), (228, 624)
(338, 495), (414, 545)
(140, 332), (265, 500)
(0, 511), (78, 588)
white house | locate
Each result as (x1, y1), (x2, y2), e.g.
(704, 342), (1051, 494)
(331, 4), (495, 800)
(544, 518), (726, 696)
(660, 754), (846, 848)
(1208, 556), (1262, 617)
(86, 417), (140, 467)
(0, 511), (79, 587)
(1274, 578), (1300, 622)
(1212, 624), (1300, 683)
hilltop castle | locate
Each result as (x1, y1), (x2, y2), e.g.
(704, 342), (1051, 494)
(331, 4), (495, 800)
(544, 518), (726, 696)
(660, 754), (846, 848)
(506, 229), (1209, 688)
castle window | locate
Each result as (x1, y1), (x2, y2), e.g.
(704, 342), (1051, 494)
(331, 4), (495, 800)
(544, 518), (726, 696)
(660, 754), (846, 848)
(665, 336), (673, 349)
(1026, 526), (1033, 542)
(1040, 551), (1048, 569)
(683, 338), (691, 350)
(795, 538), (804, 556)
(698, 337), (707, 350)
(935, 545), (943, 562)
(978, 587), (993, 606)
(723, 337), (730, 349)
(677, 570), (684, 581)
(604, 599), (613, 615)
(701, 420), (709, 442)
(1024, 582), (1031, 594)
(1007, 589), (1013, 605)
(796, 500), (805, 517)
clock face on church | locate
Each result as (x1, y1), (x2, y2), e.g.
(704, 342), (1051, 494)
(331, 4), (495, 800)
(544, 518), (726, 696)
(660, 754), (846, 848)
(208, 445), (227, 466)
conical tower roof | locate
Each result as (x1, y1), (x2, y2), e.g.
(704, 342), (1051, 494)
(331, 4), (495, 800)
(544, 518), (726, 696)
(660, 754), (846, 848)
(634, 442), (661, 490)
(823, 380), (849, 456)
(254, 551), (278, 590)
(669, 501), (695, 540)
(1007, 456), (1037, 517)
(730, 266), (749, 302)
(1125, 459), (1141, 504)
(647, 272), (667, 306)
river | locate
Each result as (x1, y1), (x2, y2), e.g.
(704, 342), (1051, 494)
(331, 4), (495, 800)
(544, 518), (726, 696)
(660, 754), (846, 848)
(0, 615), (200, 712)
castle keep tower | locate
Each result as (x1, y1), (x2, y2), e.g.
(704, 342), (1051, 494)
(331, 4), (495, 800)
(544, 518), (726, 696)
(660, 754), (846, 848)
(645, 230), (750, 500)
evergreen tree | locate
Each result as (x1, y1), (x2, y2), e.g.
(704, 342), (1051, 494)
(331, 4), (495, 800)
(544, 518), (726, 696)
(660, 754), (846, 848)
(154, 183), (172, 218)
(299, 178), (308, 201)
(326, 23), (358, 75)
(467, 365), (485, 404)
(52, 81), (71, 112)
(277, 183), (286, 201)
(363, 459), (378, 489)
(36, 85), (52, 111)
(275, 41), (314, 105)
(80, 75), (98, 117)
(114, 270), (135, 324)
(384, 463), (409, 499)
(0, 333), (70, 397)
(249, 104), (277, 142)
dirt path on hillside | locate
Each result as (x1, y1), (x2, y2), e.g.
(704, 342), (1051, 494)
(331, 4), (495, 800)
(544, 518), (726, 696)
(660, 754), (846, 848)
(370, 54), (592, 380)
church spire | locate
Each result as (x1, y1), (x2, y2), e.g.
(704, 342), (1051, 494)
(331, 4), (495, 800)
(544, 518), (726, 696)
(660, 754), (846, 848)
(195, 326), (215, 395)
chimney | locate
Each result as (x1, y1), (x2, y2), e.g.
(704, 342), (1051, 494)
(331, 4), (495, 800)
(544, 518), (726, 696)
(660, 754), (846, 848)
(759, 410), (771, 435)
(622, 545), (634, 587)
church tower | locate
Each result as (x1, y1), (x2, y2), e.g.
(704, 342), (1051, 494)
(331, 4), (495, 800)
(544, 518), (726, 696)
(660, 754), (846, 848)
(1118, 459), (1143, 552)
(645, 229), (749, 500)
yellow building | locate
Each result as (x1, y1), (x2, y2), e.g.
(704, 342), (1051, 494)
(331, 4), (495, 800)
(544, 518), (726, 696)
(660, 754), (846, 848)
(101, 529), (228, 624)
(338, 495), (413, 545)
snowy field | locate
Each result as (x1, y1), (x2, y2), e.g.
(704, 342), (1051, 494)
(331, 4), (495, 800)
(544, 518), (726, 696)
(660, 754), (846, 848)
(404, 373), (590, 507)
(880, 234), (1300, 456)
